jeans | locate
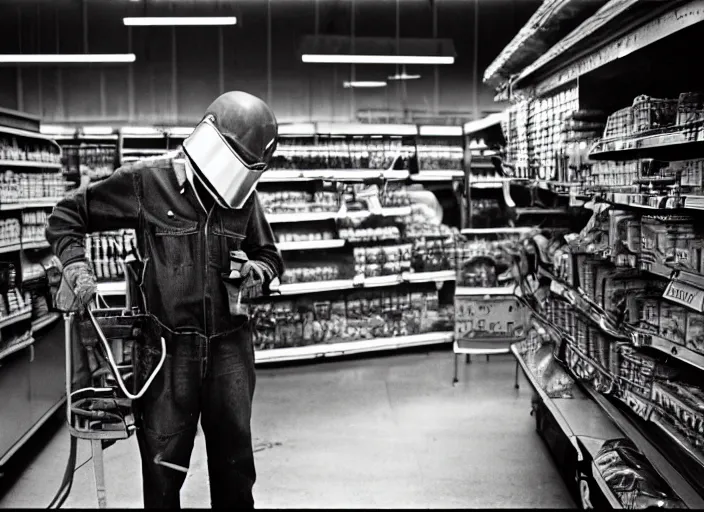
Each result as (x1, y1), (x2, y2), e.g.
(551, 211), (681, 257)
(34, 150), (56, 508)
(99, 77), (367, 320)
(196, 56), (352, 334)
(135, 324), (257, 509)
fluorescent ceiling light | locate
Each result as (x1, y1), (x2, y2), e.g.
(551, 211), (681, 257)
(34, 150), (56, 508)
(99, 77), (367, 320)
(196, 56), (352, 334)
(304, 54), (453, 65)
(0, 54), (135, 64)
(388, 72), (421, 80)
(301, 36), (455, 67)
(419, 126), (463, 137)
(343, 81), (387, 88)
(124, 17), (237, 26)
(82, 126), (115, 135)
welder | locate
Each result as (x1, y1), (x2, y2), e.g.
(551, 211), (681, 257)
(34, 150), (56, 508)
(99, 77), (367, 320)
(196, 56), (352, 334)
(46, 91), (284, 509)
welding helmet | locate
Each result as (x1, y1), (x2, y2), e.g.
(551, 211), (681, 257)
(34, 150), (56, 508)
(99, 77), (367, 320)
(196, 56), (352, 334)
(182, 91), (278, 209)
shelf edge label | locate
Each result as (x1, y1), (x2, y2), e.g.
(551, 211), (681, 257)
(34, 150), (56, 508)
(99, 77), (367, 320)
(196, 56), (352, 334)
(663, 280), (704, 311)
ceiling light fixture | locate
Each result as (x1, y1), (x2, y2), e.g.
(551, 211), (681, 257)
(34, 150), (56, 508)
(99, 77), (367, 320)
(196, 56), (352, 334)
(0, 54), (136, 64)
(123, 17), (237, 26)
(343, 81), (387, 88)
(305, 54), (453, 65)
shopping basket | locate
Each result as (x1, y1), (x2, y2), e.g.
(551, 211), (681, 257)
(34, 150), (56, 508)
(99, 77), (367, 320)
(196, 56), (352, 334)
(59, 254), (166, 509)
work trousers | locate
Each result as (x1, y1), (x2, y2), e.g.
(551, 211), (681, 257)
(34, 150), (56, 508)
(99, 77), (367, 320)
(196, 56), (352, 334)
(135, 323), (257, 509)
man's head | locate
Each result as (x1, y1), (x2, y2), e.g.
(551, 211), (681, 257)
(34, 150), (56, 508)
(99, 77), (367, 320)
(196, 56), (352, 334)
(182, 91), (278, 209)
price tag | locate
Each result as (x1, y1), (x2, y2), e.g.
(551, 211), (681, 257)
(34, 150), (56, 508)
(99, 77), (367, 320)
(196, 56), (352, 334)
(663, 280), (704, 311)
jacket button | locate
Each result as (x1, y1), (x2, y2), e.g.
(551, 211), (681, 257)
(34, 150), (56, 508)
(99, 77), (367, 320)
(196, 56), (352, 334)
(167, 210), (175, 218)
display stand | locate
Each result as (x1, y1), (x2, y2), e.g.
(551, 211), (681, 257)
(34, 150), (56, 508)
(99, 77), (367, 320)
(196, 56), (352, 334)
(452, 227), (533, 384)
(451, 111), (536, 384)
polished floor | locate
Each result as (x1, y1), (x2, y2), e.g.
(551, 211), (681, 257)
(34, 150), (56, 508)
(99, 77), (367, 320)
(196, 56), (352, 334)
(0, 349), (574, 509)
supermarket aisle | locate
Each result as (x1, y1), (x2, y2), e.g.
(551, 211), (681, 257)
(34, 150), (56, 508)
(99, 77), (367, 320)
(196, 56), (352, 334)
(0, 350), (574, 509)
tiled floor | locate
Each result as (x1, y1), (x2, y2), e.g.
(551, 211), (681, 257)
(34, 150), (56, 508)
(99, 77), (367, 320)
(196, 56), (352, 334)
(0, 349), (575, 509)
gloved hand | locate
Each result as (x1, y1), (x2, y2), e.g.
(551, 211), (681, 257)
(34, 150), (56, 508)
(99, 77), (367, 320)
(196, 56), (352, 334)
(239, 260), (273, 299)
(55, 261), (98, 313)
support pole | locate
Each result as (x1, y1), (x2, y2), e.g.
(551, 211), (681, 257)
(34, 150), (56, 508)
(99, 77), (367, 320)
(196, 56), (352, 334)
(92, 440), (107, 508)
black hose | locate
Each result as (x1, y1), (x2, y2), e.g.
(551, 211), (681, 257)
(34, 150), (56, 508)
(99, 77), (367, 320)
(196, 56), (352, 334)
(46, 435), (77, 509)
(47, 265), (81, 509)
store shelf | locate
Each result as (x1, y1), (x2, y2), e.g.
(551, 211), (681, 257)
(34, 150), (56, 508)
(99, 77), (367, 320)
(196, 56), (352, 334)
(461, 227), (534, 236)
(0, 124), (61, 143)
(0, 337), (35, 362)
(345, 206), (412, 219)
(0, 160), (62, 169)
(650, 409), (704, 470)
(266, 211), (338, 223)
(455, 285), (515, 297)
(402, 270), (456, 283)
(511, 343), (622, 451)
(21, 240), (50, 250)
(590, 121), (704, 161)
(453, 342), (509, 355)
(278, 279), (355, 295)
(31, 313), (61, 332)
(276, 239), (346, 251)
(599, 192), (685, 212)
(261, 169), (410, 182)
(515, 339), (704, 507)
(0, 243), (22, 254)
(580, 383), (704, 509)
(589, 460), (624, 509)
(0, 198), (64, 210)
(97, 269), (456, 299)
(267, 207), (411, 223)
(0, 310), (32, 330)
(540, 268), (628, 341)
(96, 281), (126, 296)
(603, 192), (704, 214)
(410, 170), (464, 182)
(468, 182), (503, 189)
(255, 331), (453, 363)
(361, 274), (404, 288)
(121, 148), (170, 155)
(631, 330), (704, 372)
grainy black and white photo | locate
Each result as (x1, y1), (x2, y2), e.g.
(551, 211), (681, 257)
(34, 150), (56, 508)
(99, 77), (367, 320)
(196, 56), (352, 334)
(0, 0), (703, 509)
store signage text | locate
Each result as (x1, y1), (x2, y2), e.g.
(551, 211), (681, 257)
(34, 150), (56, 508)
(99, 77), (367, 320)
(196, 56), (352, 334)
(663, 281), (704, 312)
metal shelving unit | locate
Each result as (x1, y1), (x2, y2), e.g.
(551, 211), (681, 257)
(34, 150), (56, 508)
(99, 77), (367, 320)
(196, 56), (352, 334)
(485, 0), (704, 507)
(0, 160), (63, 169)
(0, 109), (66, 472)
(255, 331), (454, 364)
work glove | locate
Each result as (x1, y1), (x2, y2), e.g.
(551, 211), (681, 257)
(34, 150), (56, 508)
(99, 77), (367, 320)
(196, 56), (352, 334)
(55, 261), (98, 313)
(239, 260), (273, 300)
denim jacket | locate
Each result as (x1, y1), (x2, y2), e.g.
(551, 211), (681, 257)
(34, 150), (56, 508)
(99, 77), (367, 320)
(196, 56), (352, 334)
(46, 154), (284, 337)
